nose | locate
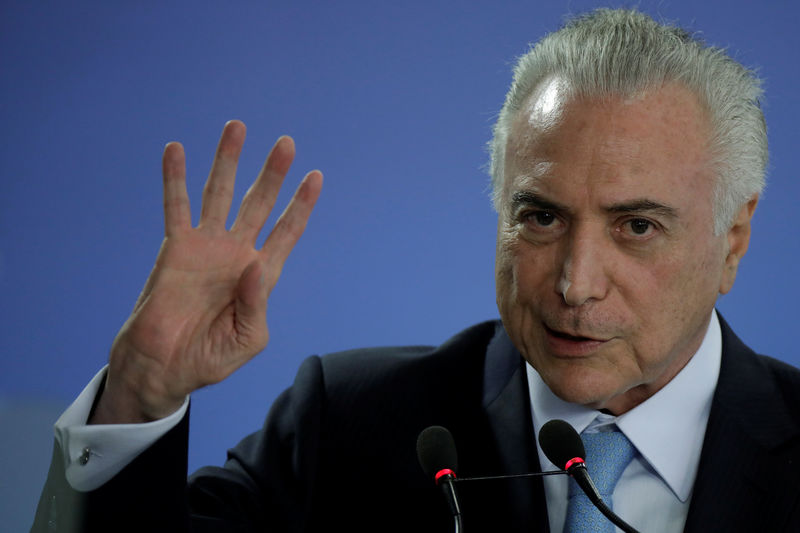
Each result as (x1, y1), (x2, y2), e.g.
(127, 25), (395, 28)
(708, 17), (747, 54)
(557, 227), (610, 306)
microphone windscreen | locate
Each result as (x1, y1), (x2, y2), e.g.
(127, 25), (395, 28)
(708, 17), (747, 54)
(538, 419), (585, 469)
(416, 425), (458, 478)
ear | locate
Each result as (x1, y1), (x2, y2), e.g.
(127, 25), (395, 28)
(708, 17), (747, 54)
(719, 196), (758, 294)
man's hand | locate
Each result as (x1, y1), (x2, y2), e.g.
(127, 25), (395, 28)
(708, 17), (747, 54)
(90, 120), (322, 424)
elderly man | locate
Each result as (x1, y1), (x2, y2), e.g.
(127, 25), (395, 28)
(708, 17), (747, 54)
(34, 8), (800, 533)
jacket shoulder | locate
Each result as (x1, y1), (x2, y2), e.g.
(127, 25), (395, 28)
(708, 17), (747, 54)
(315, 319), (503, 392)
(754, 353), (800, 417)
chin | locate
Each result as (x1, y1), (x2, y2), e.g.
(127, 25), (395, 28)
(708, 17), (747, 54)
(541, 366), (627, 409)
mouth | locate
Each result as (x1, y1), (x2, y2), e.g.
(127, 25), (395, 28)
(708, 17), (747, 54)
(545, 325), (604, 342)
(543, 324), (610, 356)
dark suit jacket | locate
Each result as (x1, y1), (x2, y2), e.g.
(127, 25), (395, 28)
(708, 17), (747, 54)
(33, 316), (800, 532)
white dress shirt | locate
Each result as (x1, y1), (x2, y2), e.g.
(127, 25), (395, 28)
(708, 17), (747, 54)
(54, 367), (188, 491)
(529, 311), (722, 532)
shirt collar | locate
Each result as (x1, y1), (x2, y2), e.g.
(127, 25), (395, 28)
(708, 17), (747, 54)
(527, 311), (721, 502)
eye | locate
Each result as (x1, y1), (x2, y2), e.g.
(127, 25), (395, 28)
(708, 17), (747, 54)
(525, 210), (557, 227)
(629, 219), (650, 234)
(516, 209), (566, 241)
(620, 217), (656, 238)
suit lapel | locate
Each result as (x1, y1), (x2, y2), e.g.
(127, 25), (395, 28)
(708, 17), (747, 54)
(684, 316), (800, 531)
(480, 323), (551, 532)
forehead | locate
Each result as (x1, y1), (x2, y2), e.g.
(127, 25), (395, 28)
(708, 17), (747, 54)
(504, 80), (715, 202)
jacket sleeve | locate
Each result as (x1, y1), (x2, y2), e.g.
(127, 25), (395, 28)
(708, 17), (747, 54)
(31, 355), (326, 533)
(31, 409), (192, 533)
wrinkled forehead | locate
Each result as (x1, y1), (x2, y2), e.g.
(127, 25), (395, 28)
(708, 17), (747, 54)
(505, 77), (714, 174)
(500, 78), (717, 217)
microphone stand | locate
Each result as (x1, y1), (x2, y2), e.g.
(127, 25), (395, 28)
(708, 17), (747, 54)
(453, 513), (463, 533)
(570, 464), (641, 533)
(454, 470), (567, 483)
(435, 471), (463, 533)
(448, 470), (567, 532)
(455, 469), (639, 533)
(592, 499), (639, 533)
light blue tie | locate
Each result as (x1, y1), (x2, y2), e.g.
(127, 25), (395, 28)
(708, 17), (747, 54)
(563, 429), (636, 532)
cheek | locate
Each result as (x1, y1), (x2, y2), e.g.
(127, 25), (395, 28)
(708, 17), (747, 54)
(624, 240), (724, 361)
(494, 234), (516, 302)
(496, 236), (557, 306)
(654, 237), (724, 309)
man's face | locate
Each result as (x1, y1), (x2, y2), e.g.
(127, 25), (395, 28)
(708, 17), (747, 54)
(495, 78), (753, 414)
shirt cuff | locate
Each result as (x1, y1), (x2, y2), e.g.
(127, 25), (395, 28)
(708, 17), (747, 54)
(53, 366), (189, 492)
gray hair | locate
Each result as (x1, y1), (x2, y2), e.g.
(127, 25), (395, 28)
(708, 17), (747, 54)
(489, 8), (767, 234)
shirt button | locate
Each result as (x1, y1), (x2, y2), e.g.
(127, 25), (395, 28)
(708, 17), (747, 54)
(78, 447), (91, 465)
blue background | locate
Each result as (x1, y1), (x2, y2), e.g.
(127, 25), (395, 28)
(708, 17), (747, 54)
(2, 1), (798, 528)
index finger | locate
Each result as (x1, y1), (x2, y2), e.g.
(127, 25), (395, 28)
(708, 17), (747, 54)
(261, 170), (323, 290)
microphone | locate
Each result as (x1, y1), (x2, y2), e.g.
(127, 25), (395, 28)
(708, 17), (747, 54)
(538, 419), (601, 503)
(416, 426), (463, 531)
(538, 419), (640, 533)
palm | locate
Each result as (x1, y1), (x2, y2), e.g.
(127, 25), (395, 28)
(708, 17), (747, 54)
(98, 121), (322, 423)
(124, 233), (261, 388)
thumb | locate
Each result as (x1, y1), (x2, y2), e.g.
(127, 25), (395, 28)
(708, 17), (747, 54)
(233, 260), (269, 350)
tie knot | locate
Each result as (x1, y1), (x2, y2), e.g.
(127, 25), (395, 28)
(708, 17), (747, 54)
(571, 429), (636, 497)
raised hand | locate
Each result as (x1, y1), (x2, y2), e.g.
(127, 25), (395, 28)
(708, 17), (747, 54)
(91, 120), (322, 424)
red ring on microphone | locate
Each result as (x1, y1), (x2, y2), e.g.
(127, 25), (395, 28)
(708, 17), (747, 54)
(564, 457), (585, 470)
(434, 468), (457, 484)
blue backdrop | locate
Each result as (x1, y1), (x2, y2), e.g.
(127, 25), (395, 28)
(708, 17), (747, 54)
(2, 1), (798, 528)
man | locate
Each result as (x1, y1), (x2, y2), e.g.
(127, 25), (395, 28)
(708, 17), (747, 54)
(34, 8), (800, 532)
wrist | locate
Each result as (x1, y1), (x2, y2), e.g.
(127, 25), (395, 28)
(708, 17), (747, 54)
(91, 348), (185, 424)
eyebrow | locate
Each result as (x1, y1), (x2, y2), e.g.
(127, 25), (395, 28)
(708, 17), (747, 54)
(510, 191), (569, 213)
(604, 199), (679, 218)
(510, 191), (679, 218)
